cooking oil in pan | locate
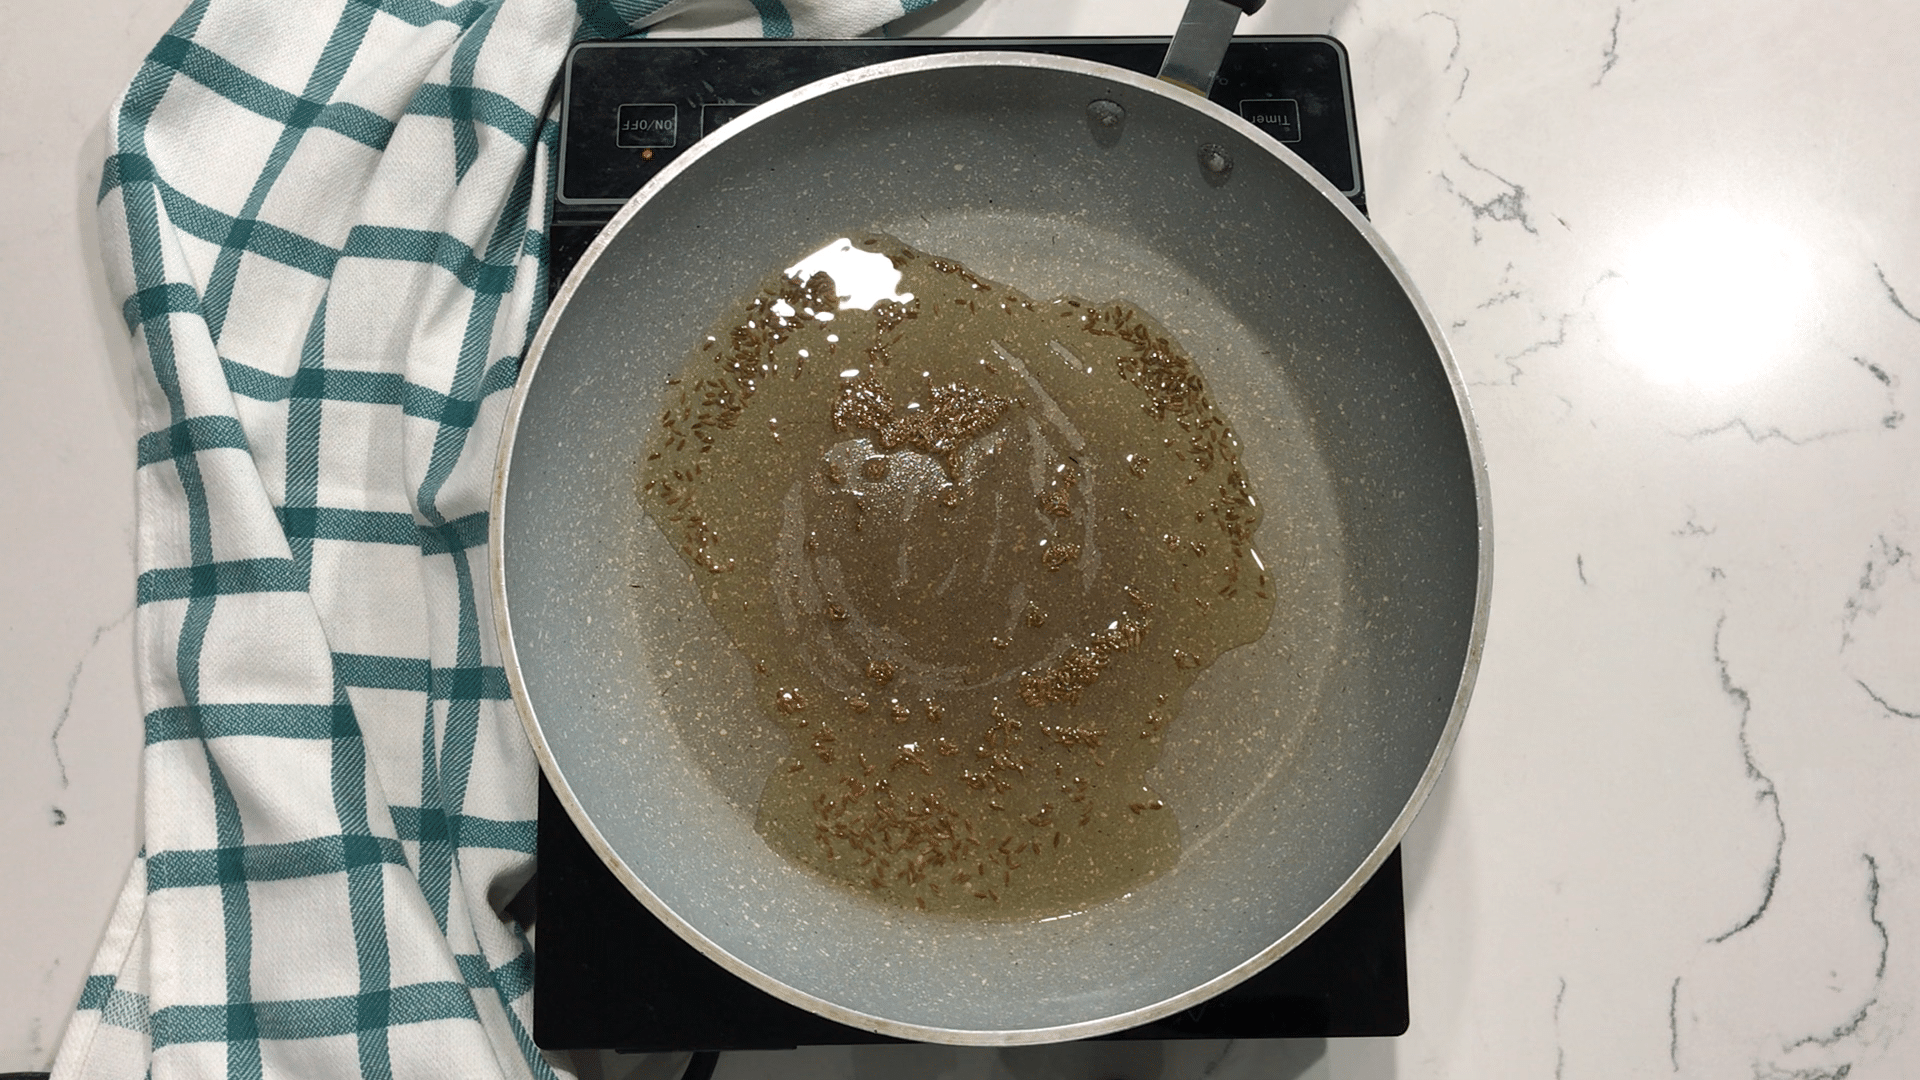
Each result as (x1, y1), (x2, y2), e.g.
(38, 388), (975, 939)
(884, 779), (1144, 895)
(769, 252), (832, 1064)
(639, 234), (1275, 919)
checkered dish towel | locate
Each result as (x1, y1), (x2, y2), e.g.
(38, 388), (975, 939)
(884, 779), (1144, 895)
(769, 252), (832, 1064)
(55, 1), (920, 1077)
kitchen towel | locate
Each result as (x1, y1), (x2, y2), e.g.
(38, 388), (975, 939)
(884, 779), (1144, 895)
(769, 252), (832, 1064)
(54, 1), (924, 1077)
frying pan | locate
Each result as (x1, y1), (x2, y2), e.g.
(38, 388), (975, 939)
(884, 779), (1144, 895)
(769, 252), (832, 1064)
(491, 14), (1490, 1046)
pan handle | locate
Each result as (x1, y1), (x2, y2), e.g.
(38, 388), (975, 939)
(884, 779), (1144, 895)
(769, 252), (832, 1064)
(1157, 0), (1265, 96)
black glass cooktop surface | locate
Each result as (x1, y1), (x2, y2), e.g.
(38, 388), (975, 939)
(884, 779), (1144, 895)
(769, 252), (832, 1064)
(533, 35), (1404, 1053)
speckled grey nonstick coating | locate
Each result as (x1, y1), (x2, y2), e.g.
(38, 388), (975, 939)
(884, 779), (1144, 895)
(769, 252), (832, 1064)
(492, 53), (1490, 1044)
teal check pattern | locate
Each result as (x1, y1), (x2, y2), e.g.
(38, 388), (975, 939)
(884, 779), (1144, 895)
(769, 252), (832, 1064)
(55, 0), (930, 1077)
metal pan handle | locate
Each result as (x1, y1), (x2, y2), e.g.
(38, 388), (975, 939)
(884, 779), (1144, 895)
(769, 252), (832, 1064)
(1158, 0), (1266, 95)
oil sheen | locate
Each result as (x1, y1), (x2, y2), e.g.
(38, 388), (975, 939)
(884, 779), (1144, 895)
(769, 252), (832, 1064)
(639, 235), (1275, 919)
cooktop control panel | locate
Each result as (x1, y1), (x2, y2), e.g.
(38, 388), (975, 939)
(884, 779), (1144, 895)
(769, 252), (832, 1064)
(556, 37), (1363, 214)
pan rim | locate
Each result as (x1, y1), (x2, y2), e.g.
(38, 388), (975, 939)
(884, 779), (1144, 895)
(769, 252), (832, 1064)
(491, 48), (1492, 1046)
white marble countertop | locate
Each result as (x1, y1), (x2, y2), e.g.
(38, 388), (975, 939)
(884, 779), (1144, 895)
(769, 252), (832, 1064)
(6, 0), (1917, 1076)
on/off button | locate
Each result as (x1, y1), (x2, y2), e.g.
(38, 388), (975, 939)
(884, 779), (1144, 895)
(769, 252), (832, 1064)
(1237, 99), (1301, 143)
(616, 103), (678, 148)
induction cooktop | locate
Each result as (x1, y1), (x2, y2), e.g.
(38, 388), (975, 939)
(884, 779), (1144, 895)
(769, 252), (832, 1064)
(533, 34), (1405, 1054)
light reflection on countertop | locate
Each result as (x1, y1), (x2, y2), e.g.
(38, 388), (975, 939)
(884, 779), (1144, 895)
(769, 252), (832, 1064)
(1600, 207), (1813, 388)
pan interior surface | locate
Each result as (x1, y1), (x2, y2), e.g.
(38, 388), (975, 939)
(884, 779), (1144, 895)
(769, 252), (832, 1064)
(499, 55), (1482, 1042)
